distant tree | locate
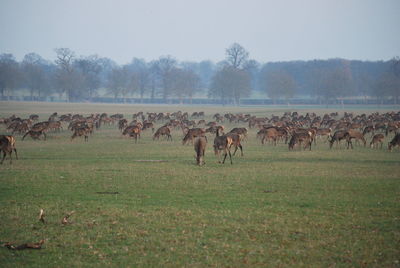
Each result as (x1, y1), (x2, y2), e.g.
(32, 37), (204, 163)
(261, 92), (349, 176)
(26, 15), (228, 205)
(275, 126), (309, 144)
(388, 57), (400, 104)
(107, 66), (130, 101)
(74, 55), (102, 101)
(243, 59), (260, 92)
(22, 53), (52, 100)
(209, 66), (251, 105)
(260, 69), (296, 104)
(0, 54), (20, 100)
(225, 43), (249, 69)
(54, 48), (84, 101)
(170, 68), (200, 104)
(155, 56), (177, 102)
(127, 58), (150, 102)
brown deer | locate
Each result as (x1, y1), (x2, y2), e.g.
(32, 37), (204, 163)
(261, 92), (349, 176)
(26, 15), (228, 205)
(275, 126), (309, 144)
(71, 126), (91, 142)
(228, 127), (248, 141)
(0, 135), (18, 164)
(182, 128), (206, 145)
(22, 130), (47, 140)
(315, 128), (332, 143)
(194, 136), (207, 165)
(258, 127), (279, 145)
(344, 130), (366, 149)
(370, 134), (384, 149)
(213, 132), (233, 164)
(388, 133), (400, 151)
(288, 132), (312, 150)
(226, 132), (243, 156)
(122, 125), (141, 143)
(142, 122), (155, 133)
(329, 130), (347, 149)
(153, 126), (172, 141)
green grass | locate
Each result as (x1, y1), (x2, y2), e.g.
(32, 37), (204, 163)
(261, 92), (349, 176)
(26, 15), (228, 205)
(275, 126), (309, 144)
(0, 102), (399, 267)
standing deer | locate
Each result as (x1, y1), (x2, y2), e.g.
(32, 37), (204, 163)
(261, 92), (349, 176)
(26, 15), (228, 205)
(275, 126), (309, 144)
(194, 136), (207, 165)
(213, 132), (233, 164)
(0, 135), (18, 164)
(344, 130), (366, 149)
(288, 132), (312, 150)
(329, 130), (347, 149)
(388, 133), (400, 151)
(182, 128), (206, 145)
(370, 134), (384, 149)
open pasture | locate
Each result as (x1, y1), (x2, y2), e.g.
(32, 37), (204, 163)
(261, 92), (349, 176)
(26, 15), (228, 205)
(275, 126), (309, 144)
(0, 102), (399, 267)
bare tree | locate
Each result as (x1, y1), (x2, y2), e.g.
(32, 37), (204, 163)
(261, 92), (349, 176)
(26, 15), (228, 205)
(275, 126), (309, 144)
(225, 43), (249, 69)
(170, 68), (200, 104)
(54, 48), (83, 101)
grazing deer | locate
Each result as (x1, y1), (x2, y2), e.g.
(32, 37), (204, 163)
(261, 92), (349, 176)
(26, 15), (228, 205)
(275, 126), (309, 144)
(345, 130), (366, 149)
(71, 126), (91, 142)
(288, 132), (312, 150)
(153, 126), (172, 141)
(370, 134), (384, 149)
(122, 125), (141, 143)
(182, 128), (206, 145)
(0, 135), (17, 164)
(388, 133), (400, 151)
(142, 122), (155, 133)
(194, 136), (207, 165)
(22, 130), (47, 140)
(329, 130), (347, 149)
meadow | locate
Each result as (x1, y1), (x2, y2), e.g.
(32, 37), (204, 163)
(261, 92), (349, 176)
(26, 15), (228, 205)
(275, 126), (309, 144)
(0, 102), (399, 267)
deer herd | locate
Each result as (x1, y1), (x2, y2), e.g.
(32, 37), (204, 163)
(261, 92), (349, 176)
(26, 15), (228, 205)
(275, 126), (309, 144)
(0, 110), (399, 165)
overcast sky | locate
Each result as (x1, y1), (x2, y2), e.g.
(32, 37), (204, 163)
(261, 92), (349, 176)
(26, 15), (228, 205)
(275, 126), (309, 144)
(0, 0), (399, 64)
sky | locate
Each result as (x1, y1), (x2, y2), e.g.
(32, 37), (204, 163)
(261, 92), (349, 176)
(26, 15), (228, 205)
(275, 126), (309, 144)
(0, 0), (399, 64)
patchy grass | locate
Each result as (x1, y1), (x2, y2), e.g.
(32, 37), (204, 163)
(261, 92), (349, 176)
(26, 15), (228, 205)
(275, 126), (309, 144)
(0, 102), (399, 267)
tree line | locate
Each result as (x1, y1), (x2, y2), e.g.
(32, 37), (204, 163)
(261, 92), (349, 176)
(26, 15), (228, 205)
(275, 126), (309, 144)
(0, 43), (399, 105)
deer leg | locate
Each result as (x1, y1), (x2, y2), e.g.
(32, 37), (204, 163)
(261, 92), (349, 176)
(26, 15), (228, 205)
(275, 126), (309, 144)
(1, 151), (6, 164)
(13, 148), (18, 160)
(228, 149), (233, 164)
(221, 151), (227, 164)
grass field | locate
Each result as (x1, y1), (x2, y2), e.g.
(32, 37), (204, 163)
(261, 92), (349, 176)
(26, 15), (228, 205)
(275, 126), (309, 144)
(0, 102), (399, 267)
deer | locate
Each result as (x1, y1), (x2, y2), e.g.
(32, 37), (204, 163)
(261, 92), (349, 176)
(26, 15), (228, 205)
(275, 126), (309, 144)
(153, 126), (172, 141)
(228, 127), (248, 141)
(0, 135), (18, 164)
(22, 130), (47, 140)
(344, 129), (366, 149)
(288, 131), (312, 150)
(258, 127), (279, 145)
(370, 134), (385, 149)
(315, 128), (332, 143)
(194, 136), (207, 165)
(388, 133), (400, 151)
(122, 125), (141, 143)
(213, 133), (233, 164)
(71, 126), (91, 142)
(329, 130), (348, 149)
(182, 128), (206, 145)
(142, 122), (155, 133)
(226, 132), (244, 156)
(118, 119), (128, 132)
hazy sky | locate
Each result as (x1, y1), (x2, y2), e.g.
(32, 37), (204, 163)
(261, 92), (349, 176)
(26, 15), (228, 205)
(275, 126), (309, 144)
(0, 0), (399, 64)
